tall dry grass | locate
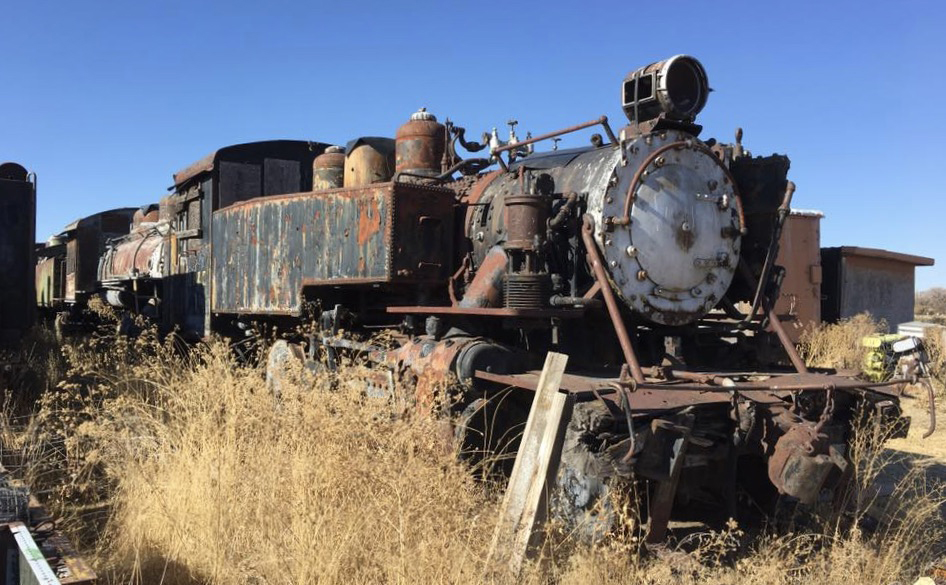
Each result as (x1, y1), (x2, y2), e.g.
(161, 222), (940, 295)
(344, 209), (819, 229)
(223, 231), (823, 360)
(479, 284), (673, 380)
(798, 313), (884, 370)
(4, 322), (944, 584)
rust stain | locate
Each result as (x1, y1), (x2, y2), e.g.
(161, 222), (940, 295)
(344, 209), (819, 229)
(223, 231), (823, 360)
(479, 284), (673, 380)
(357, 199), (381, 246)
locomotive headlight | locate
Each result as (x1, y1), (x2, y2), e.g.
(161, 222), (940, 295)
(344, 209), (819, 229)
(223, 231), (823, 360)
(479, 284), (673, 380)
(622, 55), (709, 124)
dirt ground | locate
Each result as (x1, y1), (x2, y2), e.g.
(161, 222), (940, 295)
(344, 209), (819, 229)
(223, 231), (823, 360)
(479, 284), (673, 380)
(889, 396), (946, 459)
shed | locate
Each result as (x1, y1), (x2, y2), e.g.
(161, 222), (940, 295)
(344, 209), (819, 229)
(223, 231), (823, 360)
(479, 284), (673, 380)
(821, 247), (935, 331)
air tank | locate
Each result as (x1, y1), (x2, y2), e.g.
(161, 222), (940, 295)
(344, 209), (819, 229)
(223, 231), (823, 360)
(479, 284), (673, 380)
(344, 137), (395, 187)
(395, 108), (445, 178)
(313, 145), (345, 190)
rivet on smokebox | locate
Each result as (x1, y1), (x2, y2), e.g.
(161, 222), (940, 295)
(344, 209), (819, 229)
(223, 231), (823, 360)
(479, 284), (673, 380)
(610, 260), (617, 268)
(691, 287), (702, 297)
(637, 270), (648, 281)
(654, 156), (665, 167)
(626, 245), (638, 258)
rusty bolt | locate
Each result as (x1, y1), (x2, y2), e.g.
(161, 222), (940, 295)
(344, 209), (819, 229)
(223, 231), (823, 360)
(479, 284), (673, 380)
(625, 245), (638, 258)
(637, 270), (647, 281)
(654, 156), (666, 168)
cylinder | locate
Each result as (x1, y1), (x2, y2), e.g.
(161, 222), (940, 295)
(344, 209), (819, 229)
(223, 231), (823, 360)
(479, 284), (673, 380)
(504, 193), (549, 250)
(344, 137), (395, 188)
(395, 108), (445, 178)
(313, 145), (345, 190)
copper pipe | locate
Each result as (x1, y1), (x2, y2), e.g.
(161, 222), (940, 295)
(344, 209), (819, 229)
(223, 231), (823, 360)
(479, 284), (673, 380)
(581, 215), (644, 383)
(491, 116), (613, 156)
(582, 281), (601, 300)
(767, 308), (809, 374)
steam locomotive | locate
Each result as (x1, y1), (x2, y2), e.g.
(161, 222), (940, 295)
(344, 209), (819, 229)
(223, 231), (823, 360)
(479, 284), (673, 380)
(34, 55), (909, 539)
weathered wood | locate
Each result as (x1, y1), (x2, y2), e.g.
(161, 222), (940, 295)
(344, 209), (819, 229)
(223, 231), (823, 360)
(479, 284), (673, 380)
(486, 351), (573, 578)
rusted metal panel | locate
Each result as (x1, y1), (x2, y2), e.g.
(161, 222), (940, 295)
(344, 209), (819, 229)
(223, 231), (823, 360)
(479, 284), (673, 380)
(774, 210), (823, 342)
(0, 167), (35, 343)
(211, 182), (455, 314)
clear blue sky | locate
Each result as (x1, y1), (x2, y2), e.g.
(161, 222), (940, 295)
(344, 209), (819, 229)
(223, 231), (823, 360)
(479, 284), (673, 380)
(3, 0), (944, 289)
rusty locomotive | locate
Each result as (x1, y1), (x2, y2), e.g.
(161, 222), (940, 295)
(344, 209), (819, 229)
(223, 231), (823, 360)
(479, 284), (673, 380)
(35, 55), (910, 539)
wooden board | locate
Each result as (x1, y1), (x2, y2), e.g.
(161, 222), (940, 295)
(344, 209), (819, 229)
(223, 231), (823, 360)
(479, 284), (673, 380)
(486, 351), (573, 578)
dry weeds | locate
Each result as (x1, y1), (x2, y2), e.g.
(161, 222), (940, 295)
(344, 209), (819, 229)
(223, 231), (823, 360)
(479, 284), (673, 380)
(1, 319), (943, 584)
(798, 313), (885, 370)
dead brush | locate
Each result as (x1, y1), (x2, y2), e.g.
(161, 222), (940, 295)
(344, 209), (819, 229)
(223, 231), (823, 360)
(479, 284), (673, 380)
(798, 313), (884, 370)
(3, 324), (944, 585)
(43, 336), (498, 584)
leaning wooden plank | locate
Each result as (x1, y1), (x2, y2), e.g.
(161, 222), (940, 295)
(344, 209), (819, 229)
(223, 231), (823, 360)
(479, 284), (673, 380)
(9, 522), (62, 584)
(486, 351), (573, 579)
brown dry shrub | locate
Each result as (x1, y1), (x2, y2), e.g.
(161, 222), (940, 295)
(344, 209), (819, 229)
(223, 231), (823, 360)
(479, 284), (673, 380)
(6, 327), (945, 584)
(36, 335), (497, 584)
(798, 313), (884, 370)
